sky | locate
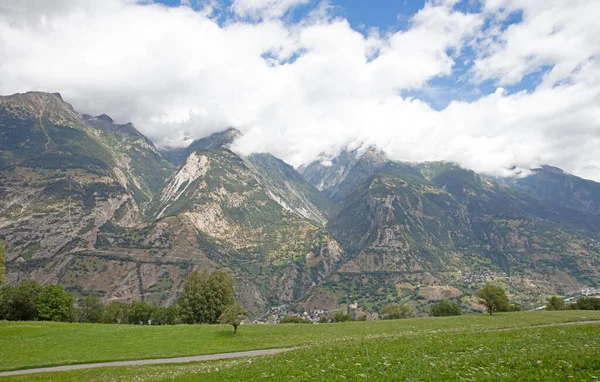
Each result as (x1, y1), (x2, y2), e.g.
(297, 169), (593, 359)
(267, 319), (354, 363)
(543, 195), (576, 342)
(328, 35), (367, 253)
(0, 0), (599, 181)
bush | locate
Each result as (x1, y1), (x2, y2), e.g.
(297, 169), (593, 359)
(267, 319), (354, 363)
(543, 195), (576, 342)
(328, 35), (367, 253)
(431, 300), (462, 317)
(382, 304), (413, 320)
(329, 312), (354, 323)
(279, 316), (313, 324)
(570, 297), (600, 310)
(546, 296), (566, 311)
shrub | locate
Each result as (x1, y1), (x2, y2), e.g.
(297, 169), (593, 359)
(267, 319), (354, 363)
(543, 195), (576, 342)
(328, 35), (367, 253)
(570, 297), (600, 310)
(279, 316), (313, 324)
(431, 300), (462, 317)
(382, 304), (413, 320)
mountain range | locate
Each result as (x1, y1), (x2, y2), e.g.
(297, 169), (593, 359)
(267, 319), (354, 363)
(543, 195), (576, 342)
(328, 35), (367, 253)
(1, 91), (599, 316)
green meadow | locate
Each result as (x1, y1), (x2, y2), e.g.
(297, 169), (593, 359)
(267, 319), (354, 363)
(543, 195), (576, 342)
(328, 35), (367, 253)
(1, 311), (600, 381)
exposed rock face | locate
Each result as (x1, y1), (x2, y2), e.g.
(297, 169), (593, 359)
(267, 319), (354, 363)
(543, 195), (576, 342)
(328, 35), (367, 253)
(0, 93), (346, 316)
(2, 91), (600, 317)
(321, 160), (600, 311)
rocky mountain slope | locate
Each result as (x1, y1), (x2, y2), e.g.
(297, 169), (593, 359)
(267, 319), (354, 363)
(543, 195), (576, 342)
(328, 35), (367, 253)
(1, 91), (599, 317)
(301, 151), (600, 312)
(0, 92), (345, 315)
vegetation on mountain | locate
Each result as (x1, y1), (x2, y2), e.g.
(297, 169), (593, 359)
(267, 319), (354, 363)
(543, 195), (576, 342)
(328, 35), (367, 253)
(0, 242), (4, 284)
(1, 92), (600, 318)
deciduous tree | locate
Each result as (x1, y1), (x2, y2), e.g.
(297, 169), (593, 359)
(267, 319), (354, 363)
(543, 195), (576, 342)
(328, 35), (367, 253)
(178, 269), (234, 324)
(218, 304), (247, 334)
(475, 284), (509, 315)
(38, 284), (74, 322)
(75, 296), (105, 323)
(0, 280), (43, 321)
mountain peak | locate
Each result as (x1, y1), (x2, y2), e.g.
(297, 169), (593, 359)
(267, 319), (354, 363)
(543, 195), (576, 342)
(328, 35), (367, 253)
(0, 91), (79, 125)
(95, 114), (114, 123)
(189, 127), (241, 151)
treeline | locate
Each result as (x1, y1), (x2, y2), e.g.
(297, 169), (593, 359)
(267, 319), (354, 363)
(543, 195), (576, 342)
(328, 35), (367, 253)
(546, 296), (600, 311)
(0, 270), (247, 332)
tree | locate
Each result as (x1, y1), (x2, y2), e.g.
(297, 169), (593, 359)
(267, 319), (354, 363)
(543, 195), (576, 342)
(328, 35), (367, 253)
(382, 304), (413, 320)
(178, 269), (234, 324)
(0, 242), (5, 285)
(178, 269), (209, 324)
(101, 301), (130, 324)
(0, 280), (43, 321)
(218, 304), (247, 334)
(75, 296), (105, 323)
(475, 284), (509, 315)
(570, 297), (600, 310)
(151, 305), (180, 325)
(203, 270), (235, 324)
(128, 301), (155, 325)
(38, 285), (74, 322)
(431, 300), (462, 317)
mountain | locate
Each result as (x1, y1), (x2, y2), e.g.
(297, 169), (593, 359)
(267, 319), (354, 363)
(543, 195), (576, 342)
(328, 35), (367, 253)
(504, 165), (600, 217)
(2, 91), (599, 317)
(246, 153), (334, 225)
(160, 128), (241, 166)
(300, 146), (390, 203)
(315, 159), (600, 312)
(0, 92), (344, 315)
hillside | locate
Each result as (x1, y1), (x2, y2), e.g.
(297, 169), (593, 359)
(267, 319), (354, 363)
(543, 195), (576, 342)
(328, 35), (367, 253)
(1, 92), (600, 316)
(0, 92), (345, 315)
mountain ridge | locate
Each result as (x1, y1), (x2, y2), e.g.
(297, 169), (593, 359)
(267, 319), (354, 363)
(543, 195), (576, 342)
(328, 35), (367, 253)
(1, 91), (599, 317)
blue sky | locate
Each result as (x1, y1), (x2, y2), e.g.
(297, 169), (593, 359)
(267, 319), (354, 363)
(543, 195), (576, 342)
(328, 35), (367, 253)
(152, 0), (530, 110)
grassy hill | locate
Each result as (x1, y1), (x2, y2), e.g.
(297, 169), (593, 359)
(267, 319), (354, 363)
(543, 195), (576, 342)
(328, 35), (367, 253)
(0, 311), (599, 381)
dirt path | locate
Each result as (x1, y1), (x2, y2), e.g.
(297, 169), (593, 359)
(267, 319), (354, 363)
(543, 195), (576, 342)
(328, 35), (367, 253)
(0, 348), (298, 377)
(1, 320), (598, 377)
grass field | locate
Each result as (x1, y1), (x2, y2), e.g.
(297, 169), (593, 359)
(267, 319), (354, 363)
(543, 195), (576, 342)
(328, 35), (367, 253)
(1, 311), (600, 381)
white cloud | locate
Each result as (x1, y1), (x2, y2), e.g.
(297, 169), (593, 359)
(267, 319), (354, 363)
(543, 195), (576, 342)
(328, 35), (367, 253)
(0, 0), (599, 181)
(230, 0), (310, 19)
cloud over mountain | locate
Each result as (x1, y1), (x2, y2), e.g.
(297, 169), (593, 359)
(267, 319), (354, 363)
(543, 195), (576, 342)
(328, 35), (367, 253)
(1, 0), (598, 180)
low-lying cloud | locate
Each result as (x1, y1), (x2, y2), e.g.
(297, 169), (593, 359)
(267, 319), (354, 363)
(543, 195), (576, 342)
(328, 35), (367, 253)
(1, 0), (599, 180)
